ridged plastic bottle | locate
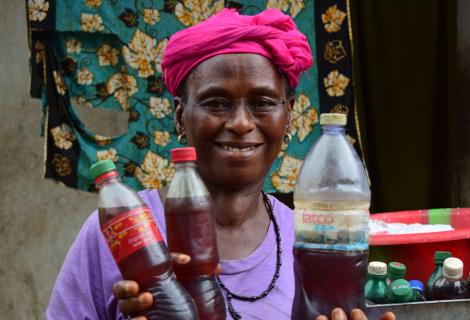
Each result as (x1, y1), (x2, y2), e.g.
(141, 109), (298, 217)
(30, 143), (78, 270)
(364, 262), (389, 304)
(433, 257), (469, 300)
(90, 160), (198, 320)
(165, 147), (226, 320)
(292, 113), (370, 318)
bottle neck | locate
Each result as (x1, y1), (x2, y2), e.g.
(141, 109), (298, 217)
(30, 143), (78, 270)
(321, 125), (346, 135)
(95, 170), (120, 189)
(173, 161), (196, 170)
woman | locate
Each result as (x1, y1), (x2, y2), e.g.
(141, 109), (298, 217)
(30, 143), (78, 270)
(47, 9), (394, 320)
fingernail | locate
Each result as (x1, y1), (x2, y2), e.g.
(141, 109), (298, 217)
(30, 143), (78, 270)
(138, 294), (149, 304)
(333, 309), (346, 320)
(352, 309), (362, 319)
(178, 254), (190, 263)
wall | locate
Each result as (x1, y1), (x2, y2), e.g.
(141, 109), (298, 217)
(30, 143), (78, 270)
(0, 1), (96, 318)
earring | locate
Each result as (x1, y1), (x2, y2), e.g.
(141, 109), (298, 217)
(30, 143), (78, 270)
(177, 133), (187, 145)
(283, 132), (292, 144)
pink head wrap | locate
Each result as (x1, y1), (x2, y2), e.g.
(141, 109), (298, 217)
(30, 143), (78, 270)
(161, 8), (313, 96)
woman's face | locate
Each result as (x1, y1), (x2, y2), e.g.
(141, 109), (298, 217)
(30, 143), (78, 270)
(174, 54), (293, 190)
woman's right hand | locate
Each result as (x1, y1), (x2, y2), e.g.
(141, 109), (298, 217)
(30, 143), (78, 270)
(113, 253), (192, 320)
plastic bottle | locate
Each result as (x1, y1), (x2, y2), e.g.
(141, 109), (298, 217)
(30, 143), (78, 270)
(364, 262), (389, 304)
(433, 257), (469, 300)
(386, 262), (406, 286)
(90, 160), (198, 319)
(388, 279), (413, 303)
(292, 113), (370, 319)
(409, 280), (425, 302)
(425, 251), (452, 300)
(165, 147), (226, 320)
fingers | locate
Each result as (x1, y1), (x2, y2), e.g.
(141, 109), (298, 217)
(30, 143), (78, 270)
(215, 263), (222, 276)
(350, 309), (367, 320)
(316, 315), (328, 320)
(112, 281), (140, 299)
(379, 312), (396, 320)
(119, 292), (153, 316)
(131, 317), (147, 320)
(171, 252), (191, 265)
(331, 308), (348, 320)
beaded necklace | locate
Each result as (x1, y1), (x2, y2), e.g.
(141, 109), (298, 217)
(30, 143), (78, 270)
(216, 192), (282, 320)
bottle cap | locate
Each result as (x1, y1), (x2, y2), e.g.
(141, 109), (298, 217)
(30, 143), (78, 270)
(319, 113), (347, 126)
(443, 257), (463, 280)
(171, 147), (197, 163)
(90, 159), (117, 180)
(388, 262), (406, 278)
(408, 280), (424, 292)
(390, 279), (412, 302)
(434, 251), (452, 264)
(368, 262), (387, 276)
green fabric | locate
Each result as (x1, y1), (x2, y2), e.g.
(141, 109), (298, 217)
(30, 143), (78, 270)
(350, 0), (457, 212)
(28, 0), (322, 193)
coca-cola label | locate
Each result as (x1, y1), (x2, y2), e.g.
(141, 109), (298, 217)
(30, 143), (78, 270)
(101, 207), (163, 262)
(294, 208), (369, 251)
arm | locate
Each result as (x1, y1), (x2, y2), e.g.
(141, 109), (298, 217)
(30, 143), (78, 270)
(46, 211), (123, 320)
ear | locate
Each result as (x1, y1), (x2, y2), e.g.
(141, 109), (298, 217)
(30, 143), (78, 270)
(173, 96), (185, 135)
(286, 96), (295, 130)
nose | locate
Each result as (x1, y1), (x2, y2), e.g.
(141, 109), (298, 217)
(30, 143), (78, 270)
(224, 103), (256, 135)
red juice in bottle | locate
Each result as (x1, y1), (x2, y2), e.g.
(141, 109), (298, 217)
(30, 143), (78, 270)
(292, 114), (370, 319)
(165, 147), (226, 320)
(433, 257), (469, 300)
(90, 160), (197, 320)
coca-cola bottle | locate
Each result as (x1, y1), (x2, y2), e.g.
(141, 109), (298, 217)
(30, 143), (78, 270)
(90, 159), (198, 320)
(164, 147), (226, 320)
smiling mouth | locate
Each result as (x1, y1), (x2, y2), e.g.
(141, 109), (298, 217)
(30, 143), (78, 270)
(215, 142), (263, 153)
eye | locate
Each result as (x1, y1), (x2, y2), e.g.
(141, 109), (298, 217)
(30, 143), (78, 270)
(251, 99), (281, 112)
(200, 99), (231, 112)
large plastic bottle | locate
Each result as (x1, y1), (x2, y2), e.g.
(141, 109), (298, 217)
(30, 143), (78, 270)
(425, 251), (452, 300)
(292, 113), (370, 319)
(364, 262), (389, 304)
(164, 147), (226, 320)
(90, 160), (198, 320)
(433, 257), (469, 300)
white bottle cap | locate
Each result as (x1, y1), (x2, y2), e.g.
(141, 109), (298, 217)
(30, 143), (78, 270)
(443, 257), (464, 280)
(368, 261), (387, 276)
(320, 113), (347, 126)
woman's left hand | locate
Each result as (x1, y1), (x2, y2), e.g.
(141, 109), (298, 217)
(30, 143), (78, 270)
(316, 308), (396, 320)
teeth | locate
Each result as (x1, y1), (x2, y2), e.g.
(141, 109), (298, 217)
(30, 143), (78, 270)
(221, 145), (256, 152)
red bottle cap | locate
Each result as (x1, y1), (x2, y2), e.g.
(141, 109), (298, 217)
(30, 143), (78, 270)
(171, 147), (197, 163)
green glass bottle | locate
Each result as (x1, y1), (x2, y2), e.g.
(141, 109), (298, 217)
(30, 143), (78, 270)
(425, 251), (452, 300)
(389, 279), (413, 303)
(365, 262), (389, 304)
(386, 262), (406, 286)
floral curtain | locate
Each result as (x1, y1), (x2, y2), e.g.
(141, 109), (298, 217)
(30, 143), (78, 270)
(27, 0), (359, 193)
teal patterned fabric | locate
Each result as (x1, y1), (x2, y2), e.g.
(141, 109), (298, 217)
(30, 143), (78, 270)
(27, 0), (324, 193)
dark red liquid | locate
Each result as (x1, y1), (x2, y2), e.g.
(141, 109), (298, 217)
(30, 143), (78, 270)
(165, 196), (226, 320)
(99, 206), (198, 320)
(433, 277), (469, 300)
(292, 248), (368, 319)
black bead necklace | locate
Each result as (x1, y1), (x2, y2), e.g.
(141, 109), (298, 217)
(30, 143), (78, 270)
(216, 192), (282, 320)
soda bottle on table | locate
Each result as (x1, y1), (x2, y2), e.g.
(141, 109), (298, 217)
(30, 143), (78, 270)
(90, 160), (198, 320)
(292, 113), (370, 319)
(433, 257), (469, 300)
(386, 262), (406, 286)
(425, 251), (452, 300)
(364, 262), (389, 304)
(388, 279), (413, 303)
(409, 280), (425, 302)
(164, 147), (226, 320)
